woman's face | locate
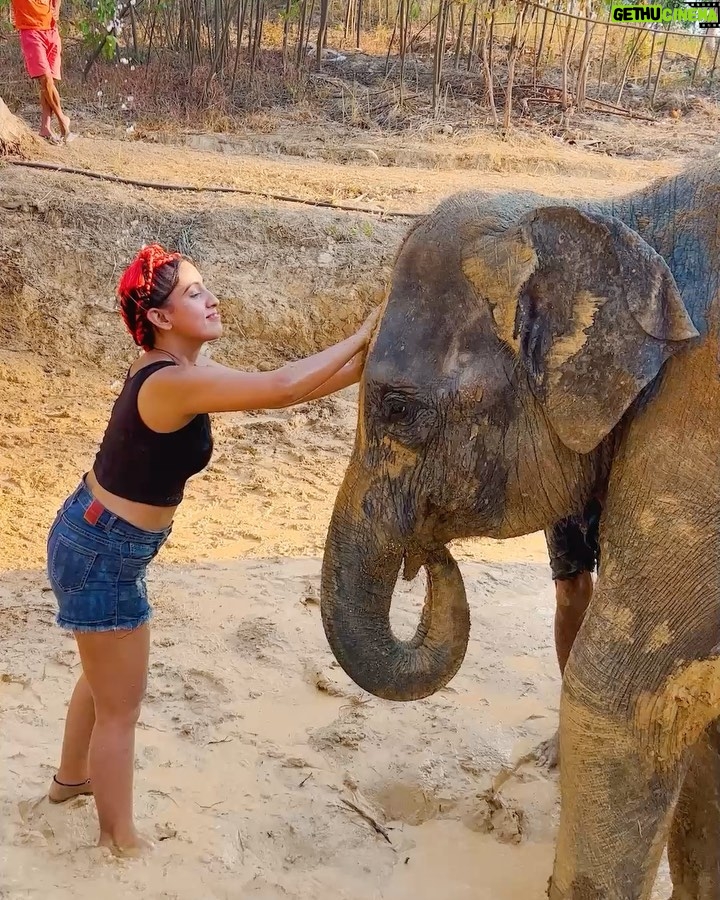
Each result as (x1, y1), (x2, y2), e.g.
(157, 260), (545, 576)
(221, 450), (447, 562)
(151, 260), (223, 344)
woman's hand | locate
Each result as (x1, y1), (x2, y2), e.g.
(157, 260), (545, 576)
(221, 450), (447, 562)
(356, 306), (383, 344)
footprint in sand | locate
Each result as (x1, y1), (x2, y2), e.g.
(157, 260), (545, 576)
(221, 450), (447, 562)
(18, 793), (96, 854)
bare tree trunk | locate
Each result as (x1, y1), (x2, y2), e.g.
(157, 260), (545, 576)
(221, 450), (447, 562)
(691, 33), (707, 86)
(480, 0), (497, 124)
(544, 2), (559, 70)
(432, 0), (449, 112)
(596, 15), (609, 92)
(385, 1), (401, 73)
(231, 0), (246, 90)
(504, 0), (530, 132)
(487, 0), (494, 73)
(399, 0), (409, 101)
(130, 2), (139, 56)
(206, 0), (239, 91)
(302, 0), (316, 63)
(145, 4), (158, 70)
(454, 0), (467, 69)
(646, 25), (657, 90)
(710, 28), (720, 88)
(651, 28), (669, 107)
(316, 0), (329, 69)
(467, 0), (479, 71)
(296, 0), (308, 65)
(574, 0), (595, 111)
(533, 4), (548, 83)
(282, 0), (292, 67)
(560, 0), (577, 109)
(616, 24), (649, 105)
(344, 0), (354, 43)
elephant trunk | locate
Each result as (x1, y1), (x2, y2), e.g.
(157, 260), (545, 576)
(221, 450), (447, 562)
(320, 498), (470, 701)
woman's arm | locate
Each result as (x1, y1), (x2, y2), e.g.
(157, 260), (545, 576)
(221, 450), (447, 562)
(287, 352), (365, 405)
(148, 307), (380, 415)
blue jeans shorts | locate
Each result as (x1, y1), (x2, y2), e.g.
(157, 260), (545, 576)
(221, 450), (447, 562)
(47, 477), (172, 632)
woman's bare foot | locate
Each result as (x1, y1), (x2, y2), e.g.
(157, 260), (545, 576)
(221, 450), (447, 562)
(48, 776), (93, 804)
(98, 830), (154, 858)
(533, 731), (560, 770)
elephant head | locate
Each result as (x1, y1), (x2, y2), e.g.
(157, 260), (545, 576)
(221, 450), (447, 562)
(321, 195), (699, 702)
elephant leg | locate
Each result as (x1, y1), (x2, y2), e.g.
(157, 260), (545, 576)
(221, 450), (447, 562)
(548, 580), (720, 900)
(667, 720), (720, 900)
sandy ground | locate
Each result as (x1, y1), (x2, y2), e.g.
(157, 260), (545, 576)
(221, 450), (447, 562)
(0, 107), (705, 897)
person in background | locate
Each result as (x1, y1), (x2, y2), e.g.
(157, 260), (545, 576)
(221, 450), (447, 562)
(46, 244), (380, 855)
(10, 0), (77, 144)
(538, 498), (603, 767)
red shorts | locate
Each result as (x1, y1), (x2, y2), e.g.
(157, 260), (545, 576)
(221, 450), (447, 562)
(19, 27), (61, 80)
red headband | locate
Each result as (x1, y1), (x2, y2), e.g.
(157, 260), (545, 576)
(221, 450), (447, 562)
(118, 244), (182, 347)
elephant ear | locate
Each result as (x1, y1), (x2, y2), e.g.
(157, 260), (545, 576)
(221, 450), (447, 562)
(463, 206), (699, 454)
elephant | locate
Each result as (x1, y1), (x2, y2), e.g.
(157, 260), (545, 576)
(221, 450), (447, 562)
(320, 161), (720, 898)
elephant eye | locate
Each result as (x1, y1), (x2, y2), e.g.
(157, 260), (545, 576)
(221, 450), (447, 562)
(382, 393), (415, 424)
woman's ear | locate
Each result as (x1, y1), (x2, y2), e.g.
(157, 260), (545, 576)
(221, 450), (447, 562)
(145, 307), (173, 333)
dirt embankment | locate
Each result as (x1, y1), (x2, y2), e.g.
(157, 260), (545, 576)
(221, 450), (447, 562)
(0, 177), (401, 373)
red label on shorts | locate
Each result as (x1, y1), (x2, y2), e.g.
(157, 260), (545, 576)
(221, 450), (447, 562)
(83, 499), (104, 526)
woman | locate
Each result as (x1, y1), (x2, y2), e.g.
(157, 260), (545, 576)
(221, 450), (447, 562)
(46, 243), (380, 855)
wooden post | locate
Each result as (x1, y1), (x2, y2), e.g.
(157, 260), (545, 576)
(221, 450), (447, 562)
(534, 4), (549, 84)
(560, 1), (579, 109)
(710, 29), (720, 87)
(399, 0), (408, 102)
(691, 33), (707, 87)
(504, 0), (531, 132)
(544, 3), (559, 72)
(487, 0), (494, 74)
(651, 28), (669, 108)
(454, 0), (468, 69)
(384, 2), (400, 73)
(467, 0), (479, 71)
(480, 0), (498, 124)
(596, 17), (610, 92)
(615, 23), (648, 105)
(433, 0), (449, 112)
(575, 0), (595, 111)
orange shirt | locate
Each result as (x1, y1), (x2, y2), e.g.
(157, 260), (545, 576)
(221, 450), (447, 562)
(11, 0), (56, 30)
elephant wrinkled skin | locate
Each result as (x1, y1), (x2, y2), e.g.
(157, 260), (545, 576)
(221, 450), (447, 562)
(320, 162), (720, 898)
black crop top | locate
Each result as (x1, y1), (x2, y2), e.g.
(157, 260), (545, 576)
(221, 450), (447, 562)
(93, 360), (213, 507)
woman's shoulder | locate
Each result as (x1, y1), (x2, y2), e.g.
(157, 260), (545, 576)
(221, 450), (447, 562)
(128, 356), (177, 379)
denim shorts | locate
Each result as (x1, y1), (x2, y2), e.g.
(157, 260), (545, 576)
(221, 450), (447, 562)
(47, 477), (172, 632)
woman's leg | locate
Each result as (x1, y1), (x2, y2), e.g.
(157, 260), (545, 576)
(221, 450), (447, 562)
(75, 623), (151, 854)
(49, 672), (96, 803)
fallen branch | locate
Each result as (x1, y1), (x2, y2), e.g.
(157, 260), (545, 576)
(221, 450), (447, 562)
(206, 735), (234, 745)
(340, 798), (393, 844)
(585, 97), (656, 121)
(7, 160), (421, 218)
(522, 95), (655, 121)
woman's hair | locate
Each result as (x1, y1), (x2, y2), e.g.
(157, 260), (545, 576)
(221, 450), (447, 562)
(117, 244), (185, 350)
